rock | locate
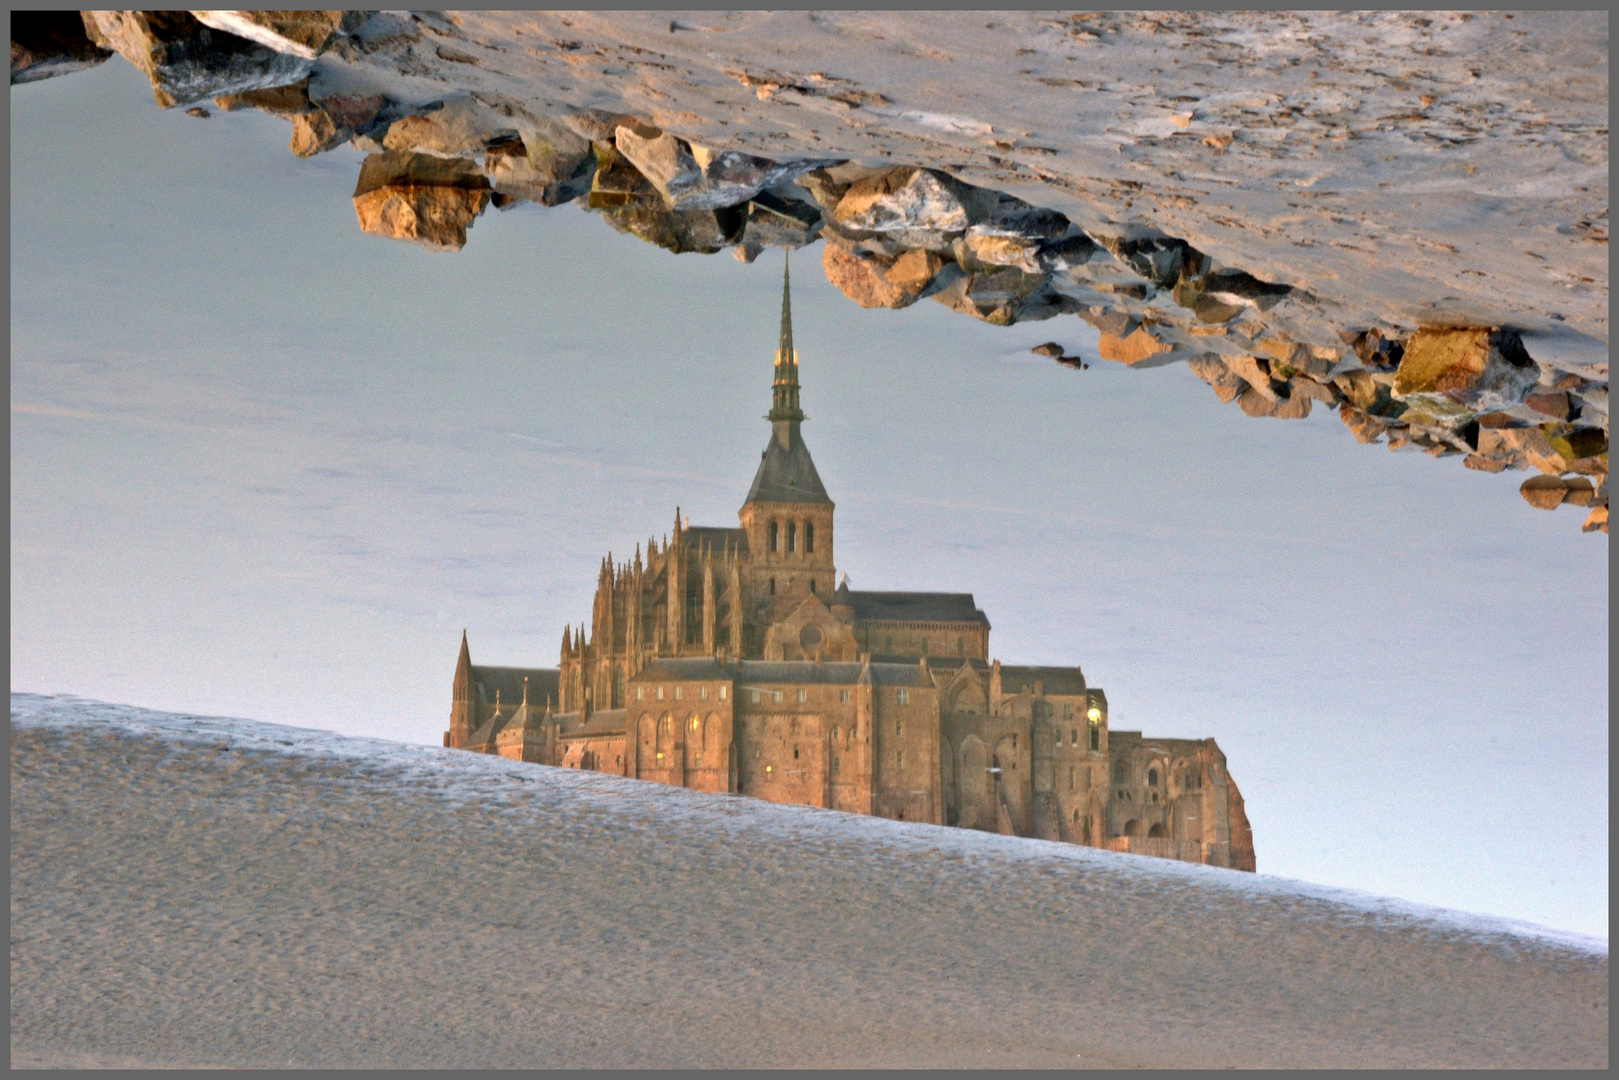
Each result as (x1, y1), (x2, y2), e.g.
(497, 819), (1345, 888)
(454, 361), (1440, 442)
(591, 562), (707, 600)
(1288, 377), (1340, 406)
(1520, 475), (1571, 511)
(1524, 389), (1572, 420)
(1547, 426), (1608, 463)
(1341, 327), (1404, 371)
(185, 106), (210, 118)
(733, 242), (763, 264)
(742, 190), (822, 248)
(792, 162), (891, 213)
(587, 141), (659, 209)
(612, 123), (831, 211)
(1224, 355), (1283, 400)
(215, 80), (385, 158)
(1392, 326), (1540, 425)
(10, 12), (112, 84)
(1333, 370), (1408, 420)
(1098, 326), (1172, 366)
(1036, 233), (1099, 273)
(559, 108), (644, 144)
(383, 97), (520, 159)
(1187, 355), (1249, 404)
(1075, 307), (1139, 339)
(1031, 342), (1065, 358)
(957, 230), (1044, 274)
(1582, 505), (1609, 533)
(214, 80), (310, 114)
(1463, 453), (1507, 473)
(1571, 385), (1608, 423)
(81, 10), (312, 108)
(600, 203), (745, 255)
(930, 266), (1056, 326)
(1258, 338), (1335, 381)
(484, 126), (594, 207)
(351, 151), (490, 251)
(832, 167), (972, 235)
(1105, 236), (1200, 289)
(1562, 477), (1596, 508)
(1238, 385), (1311, 419)
(820, 243), (947, 309)
(188, 11), (372, 60)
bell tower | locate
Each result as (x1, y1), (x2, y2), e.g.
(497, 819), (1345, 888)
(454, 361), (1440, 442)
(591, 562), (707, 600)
(739, 254), (837, 638)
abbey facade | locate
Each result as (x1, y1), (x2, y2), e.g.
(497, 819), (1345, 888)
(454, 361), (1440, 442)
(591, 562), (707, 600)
(445, 262), (1255, 871)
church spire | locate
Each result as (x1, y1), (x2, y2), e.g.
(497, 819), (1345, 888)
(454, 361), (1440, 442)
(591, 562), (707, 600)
(769, 252), (804, 423)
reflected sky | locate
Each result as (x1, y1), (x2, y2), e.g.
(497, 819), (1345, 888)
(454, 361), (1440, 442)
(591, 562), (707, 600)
(10, 58), (1608, 937)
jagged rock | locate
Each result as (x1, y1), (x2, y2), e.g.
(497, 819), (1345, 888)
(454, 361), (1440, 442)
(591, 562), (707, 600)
(1524, 389), (1572, 421)
(188, 11), (372, 60)
(1288, 376), (1340, 407)
(1546, 426), (1608, 464)
(832, 167), (972, 235)
(821, 244), (948, 309)
(351, 151), (490, 251)
(1463, 453), (1508, 473)
(1341, 327), (1404, 371)
(733, 242), (764, 264)
(484, 125), (594, 207)
(1031, 342), (1065, 358)
(742, 190), (822, 248)
(559, 108), (644, 144)
(213, 80), (311, 115)
(10, 12), (112, 84)
(793, 162), (894, 213)
(1572, 385), (1608, 424)
(1392, 326), (1539, 425)
(1106, 236), (1201, 289)
(1098, 326), (1173, 366)
(587, 141), (659, 209)
(1224, 355), (1283, 400)
(930, 266), (1057, 325)
(1333, 370), (1407, 420)
(612, 123), (831, 211)
(81, 10), (311, 108)
(1474, 426), (1568, 474)
(1075, 307), (1139, 339)
(1582, 505), (1609, 533)
(1036, 233), (1100, 273)
(215, 80), (384, 158)
(957, 231), (1044, 274)
(382, 97), (521, 159)
(1187, 355), (1248, 403)
(600, 203), (744, 255)
(1258, 338), (1336, 381)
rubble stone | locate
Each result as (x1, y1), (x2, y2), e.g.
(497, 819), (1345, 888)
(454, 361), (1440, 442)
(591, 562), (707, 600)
(1187, 355), (1248, 404)
(351, 151), (491, 251)
(10, 12), (112, 84)
(1392, 326), (1539, 424)
(189, 11), (372, 60)
(82, 10), (311, 108)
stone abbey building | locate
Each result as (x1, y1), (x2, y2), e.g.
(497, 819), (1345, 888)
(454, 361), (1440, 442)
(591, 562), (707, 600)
(446, 261), (1255, 871)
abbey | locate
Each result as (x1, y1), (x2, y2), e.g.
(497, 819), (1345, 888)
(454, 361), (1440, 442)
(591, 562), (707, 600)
(445, 261), (1255, 871)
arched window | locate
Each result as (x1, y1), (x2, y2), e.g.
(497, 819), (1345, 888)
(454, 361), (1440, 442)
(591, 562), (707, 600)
(769, 577), (776, 596)
(768, 521), (779, 552)
(786, 522), (797, 553)
(1148, 823), (1168, 839)
(804, 522), (814, 553)
(1090, 725), (1100, 751)
(1122, 819), (1142, 838)
(956, 636), (964, 656)
(1068, 766), (1076, 791)
(809, 578), (817, 595)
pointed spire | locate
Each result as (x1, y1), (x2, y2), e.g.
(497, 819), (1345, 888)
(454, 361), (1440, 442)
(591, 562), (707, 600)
(453, 630), (472, 701)
(769, 251), (804, 423)
(522, 676), (529, 707)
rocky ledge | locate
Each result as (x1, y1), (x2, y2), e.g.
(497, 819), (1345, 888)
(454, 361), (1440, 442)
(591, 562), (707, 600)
(14, 11), (1607, 532)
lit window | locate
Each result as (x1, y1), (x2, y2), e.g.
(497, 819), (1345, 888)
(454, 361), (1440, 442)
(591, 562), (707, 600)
(719, 684), (727, 699)
(772, 690), (783, 704)
(897, 688), (909, 705)
(796, 688), (806, 703)
(656, 686), (664, 701)
(1087, 706), (1102, 722)
(839, 689), (850, 704)
(766, 764), (773, 775)
(699, 685), (708, 701)
(635, 686), (644, 701)
(656, 752), (664, 763)
(674, 685), (682, 701)
(751, 690), (761, 704)
(691, 717), (700, 732)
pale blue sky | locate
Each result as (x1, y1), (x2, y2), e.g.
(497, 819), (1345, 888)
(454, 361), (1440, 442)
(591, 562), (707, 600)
(11, 58), (1608, 937)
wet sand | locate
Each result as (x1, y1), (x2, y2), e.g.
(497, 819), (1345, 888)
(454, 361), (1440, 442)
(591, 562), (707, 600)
(10, 695), (1607, 1068)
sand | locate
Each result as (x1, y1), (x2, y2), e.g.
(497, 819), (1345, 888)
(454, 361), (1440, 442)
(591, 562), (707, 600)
(10, 693), (1607, 1069)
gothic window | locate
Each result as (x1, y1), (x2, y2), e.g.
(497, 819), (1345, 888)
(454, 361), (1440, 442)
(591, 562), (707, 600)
(804, 522), (814, 553)
(787, 522), (797, 553)
(1148, 768), (1158, 787)
(719, 684), (727, 700)
(1069, 766), (1076, 791)
(613, 670), (625, 708)
(809, 578), (817, 595)
(635, 686), (644, 702)
(1090, 725), (1100, 751)
(769, 521), (779, 552)
(1148, 823), (1168, 839)
(662, 715), (673, 736)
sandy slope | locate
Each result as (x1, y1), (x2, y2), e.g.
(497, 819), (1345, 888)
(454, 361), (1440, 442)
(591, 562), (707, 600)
(10, 695), (1607, 1069)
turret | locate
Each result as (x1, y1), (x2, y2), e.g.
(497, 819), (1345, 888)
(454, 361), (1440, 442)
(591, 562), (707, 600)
(447, 629), (476, 747)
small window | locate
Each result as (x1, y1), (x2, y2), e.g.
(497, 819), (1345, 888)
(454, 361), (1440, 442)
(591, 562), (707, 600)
(839, 689), (850, 704)
(772, 690), (783, 704)
(921, 637), (929, 655)
(719, 684), (727, 700)
(805, 522), (814, 553)
(1069, 766), (1076, 791)
(635, 686), (644, 701)
(956, 636), (964, 656)
(787, 522), (797, 553)
(809, 578), (816, 595)
(699, 685), (708, 701)
(769, 521), (779, 552)
(769, 578), (776, 596)
(897, 688), (909, 705)
(691, 716), (700, 732)
(1090, 725), (1099, 751)
(656, 686), (665, 701)
(656, 752), (664, 763)
(793, 746), (800, 760)
(1148, 768), (1158, 787)
(1064, 704), (1073, 720)
(896, 751), (903, 767)
(751, 690), (761, 704)
(674, 685), (682, 701)
(796, 688), (807, 703)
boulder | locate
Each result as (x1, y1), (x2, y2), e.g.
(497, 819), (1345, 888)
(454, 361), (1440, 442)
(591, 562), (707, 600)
(1475, 426), (1565, 474)
(188, 11), (372, 60)
(1223, 355), (1283, 400)
(587, 141), (659, 209)
(929, 266), (1057, 326)
(10, 12), (112, 84)
(1524, 389), (1572, 421)
(820, 243), (947, 309)
(1520, 475), (1571, 511)
(1392, 326), (1540, 424)
(1036, 233), (1099, 273)
(1463, 453), (1508, 473)
(351, 151), (490, 251)
(742, 190), (822, 248)
(1332, 370), (1407, 419)
(832, 167), (972, 234)
(599, 203), (744, 255)
(1582, 505), (1609, 534)
(1105, 236), (1200, 289)
(82, 10), (311, 108)
(612, 123), (832, 211)
(1031, 342), (1065, 358)
(1288, 376), (1340, 407)
(957, 230), (1044, 274)
(1098, 326), (1172, 366)
(1187, 355), (1248, 404)
(214, 81), (385, 158)
(1257, 338), (1335, 381)
(1341, 326), (1404, 371)
(1075, 307), (1138, 339)
(1238, 385), (1311, 419)
(484, 127), (594, 207)
(382, 97), (520, 159)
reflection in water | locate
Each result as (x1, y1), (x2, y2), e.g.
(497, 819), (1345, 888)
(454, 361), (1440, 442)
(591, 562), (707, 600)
(14, 9), (1609, 533)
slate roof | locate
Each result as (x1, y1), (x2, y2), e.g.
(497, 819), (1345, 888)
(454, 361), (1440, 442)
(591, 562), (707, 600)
(744, 421), (832, 505)
(847, 591), (990, 626)
(553, 708), (628, 738)
(998, 665), (1088, 697)
(471, 665), (560, 710)
(683, 526), (749, 555)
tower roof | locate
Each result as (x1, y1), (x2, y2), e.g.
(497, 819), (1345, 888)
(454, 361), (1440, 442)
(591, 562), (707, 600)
(745, 252), (832, 507)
